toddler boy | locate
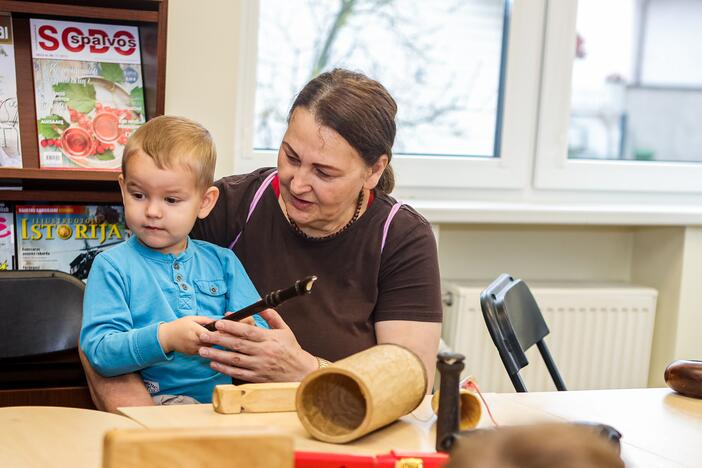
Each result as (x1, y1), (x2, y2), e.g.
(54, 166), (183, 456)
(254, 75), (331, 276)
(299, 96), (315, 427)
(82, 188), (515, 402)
(81, 115), (266, 404)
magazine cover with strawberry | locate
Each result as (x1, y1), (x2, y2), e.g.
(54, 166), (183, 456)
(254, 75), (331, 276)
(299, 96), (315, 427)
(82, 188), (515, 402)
(30, 19), (146, 170)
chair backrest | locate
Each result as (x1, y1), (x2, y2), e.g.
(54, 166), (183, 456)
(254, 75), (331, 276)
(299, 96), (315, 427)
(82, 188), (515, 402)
(0, 270), (91, 403)
(0, 270), (84, 358)
(480, 273), (567, 392)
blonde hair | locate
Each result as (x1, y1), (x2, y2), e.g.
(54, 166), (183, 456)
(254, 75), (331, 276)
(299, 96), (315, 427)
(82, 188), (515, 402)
(446, 423), (624, 468)
(122, 115), (217, 190)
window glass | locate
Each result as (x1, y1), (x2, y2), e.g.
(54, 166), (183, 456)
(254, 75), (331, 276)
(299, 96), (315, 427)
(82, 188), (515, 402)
(254, 0), (508, 158)
(569, 0), (702, 162)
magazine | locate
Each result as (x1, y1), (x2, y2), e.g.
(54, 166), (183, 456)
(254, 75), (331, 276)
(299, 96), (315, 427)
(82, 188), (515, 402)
(0, 202), (14, 269)
(30, 19), (146, 170)
(0, 13), (21, 168)
(16, 204), (129, 279)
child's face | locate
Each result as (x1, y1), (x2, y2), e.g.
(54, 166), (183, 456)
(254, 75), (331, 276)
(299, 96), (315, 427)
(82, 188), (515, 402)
(118, 150), (218, 255)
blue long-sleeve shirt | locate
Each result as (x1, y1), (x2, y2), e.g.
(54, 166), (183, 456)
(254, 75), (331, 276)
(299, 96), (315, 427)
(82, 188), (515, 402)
(80, 235), (266, 403)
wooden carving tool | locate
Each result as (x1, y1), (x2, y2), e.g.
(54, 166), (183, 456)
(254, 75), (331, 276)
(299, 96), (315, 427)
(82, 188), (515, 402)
(212, 382), (300, 414)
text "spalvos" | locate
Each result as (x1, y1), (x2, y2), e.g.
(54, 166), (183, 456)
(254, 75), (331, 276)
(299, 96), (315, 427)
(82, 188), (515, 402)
(36, 25), (137, 56)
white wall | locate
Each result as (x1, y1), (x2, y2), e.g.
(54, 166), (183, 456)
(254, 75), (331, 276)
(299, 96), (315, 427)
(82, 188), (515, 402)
(165, 0), (242, 179)
(631, 227), (685, 386)
(439, 224), (634, 283)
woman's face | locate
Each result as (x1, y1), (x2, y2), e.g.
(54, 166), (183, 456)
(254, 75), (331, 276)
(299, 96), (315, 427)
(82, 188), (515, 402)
(277, 107), (382, 237)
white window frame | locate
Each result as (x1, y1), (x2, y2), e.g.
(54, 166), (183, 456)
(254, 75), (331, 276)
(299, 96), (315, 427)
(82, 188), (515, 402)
(534, 0), (702, 193)
(233, 0), (545, 191)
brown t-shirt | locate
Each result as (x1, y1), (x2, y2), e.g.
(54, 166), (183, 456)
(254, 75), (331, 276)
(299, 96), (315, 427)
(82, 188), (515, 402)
(191, 168), (442, 361)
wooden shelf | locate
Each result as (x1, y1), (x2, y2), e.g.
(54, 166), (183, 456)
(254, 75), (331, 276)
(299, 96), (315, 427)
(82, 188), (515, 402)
(0, 1), (160, 22)
(0, 167), (120, 182)
(0, 189), (121, 203)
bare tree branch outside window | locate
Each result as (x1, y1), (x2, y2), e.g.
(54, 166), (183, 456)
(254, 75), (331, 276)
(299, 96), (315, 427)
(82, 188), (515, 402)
(254, 0), (506, 157)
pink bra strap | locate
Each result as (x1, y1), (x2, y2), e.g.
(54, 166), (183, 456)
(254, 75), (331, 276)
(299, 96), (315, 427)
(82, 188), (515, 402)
(228, 170), (278, 249)
(231, 176), (402, 255)
(381, 202), (402, 254)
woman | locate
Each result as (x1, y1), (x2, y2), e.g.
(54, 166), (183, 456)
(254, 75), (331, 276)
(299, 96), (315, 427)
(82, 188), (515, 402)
(83, 69), (442, 411)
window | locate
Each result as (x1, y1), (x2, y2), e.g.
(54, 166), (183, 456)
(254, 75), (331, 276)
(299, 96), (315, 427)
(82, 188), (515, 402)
(235, 0), (542, 189)
(255, 0), (507, 158)
(569, 0), (702, 163)
(535, 0), (702, 193)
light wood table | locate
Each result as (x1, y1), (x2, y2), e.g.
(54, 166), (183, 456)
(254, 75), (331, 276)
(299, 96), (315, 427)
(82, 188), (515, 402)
(489, 388), (702, 468)
(119, 394), (552, 455)
(120, 388), (702, 467)
(0, 406), (141, 467)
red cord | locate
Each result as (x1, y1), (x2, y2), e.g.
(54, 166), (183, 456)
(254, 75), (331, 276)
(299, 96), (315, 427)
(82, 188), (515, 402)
(464, 379), (500, 427)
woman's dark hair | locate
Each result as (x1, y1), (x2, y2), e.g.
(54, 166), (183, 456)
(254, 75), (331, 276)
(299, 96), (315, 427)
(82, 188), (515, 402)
(288, 68), (397, 193)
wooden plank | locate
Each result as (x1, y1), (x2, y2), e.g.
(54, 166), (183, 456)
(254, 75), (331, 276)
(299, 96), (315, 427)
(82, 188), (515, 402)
(0, 189), (121, 202)
(0, 386), (95, 408)
(154, 0), (167, 115)
(103, 427), (294, 468)
(212, 382), (300, 414)
(0, 1), (159, 22)
(0, 167), (119, 181)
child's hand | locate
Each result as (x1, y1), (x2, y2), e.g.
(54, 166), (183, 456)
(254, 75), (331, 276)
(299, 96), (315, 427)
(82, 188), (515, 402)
(158, 316), (213, 355)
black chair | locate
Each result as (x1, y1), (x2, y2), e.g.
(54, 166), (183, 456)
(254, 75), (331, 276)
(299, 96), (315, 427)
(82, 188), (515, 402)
(479, 273), (567, 392)
(0, 270), (94, 407)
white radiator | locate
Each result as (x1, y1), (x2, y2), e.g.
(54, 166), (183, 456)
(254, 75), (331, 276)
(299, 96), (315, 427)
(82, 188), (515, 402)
(442, 281), (658, 392)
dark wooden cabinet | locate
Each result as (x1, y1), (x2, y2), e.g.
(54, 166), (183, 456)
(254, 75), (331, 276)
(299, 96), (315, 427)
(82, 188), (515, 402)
(0, 0), (167, 203)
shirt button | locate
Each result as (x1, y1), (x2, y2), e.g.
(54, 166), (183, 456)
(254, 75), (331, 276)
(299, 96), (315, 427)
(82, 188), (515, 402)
(176, 274), (183, 282)
(210, 287), (217, 294)
(181, 283), (188, 291)
(173, 263), (180, 270)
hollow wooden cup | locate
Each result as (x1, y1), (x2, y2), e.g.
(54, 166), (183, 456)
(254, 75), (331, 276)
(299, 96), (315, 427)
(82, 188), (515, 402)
(295, 344), (427, 444)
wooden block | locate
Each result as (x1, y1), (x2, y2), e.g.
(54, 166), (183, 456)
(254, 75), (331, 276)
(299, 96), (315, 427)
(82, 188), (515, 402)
(212, 382), (300, 414)
(103, 427), (294, 468)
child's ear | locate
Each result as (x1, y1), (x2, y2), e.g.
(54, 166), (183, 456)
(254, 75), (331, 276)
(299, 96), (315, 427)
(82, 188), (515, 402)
(118, 174), (127, 200)
(197, 186), (220, 219)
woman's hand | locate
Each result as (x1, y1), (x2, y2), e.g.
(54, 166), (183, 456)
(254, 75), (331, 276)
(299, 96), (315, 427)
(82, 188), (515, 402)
(198, 308), (319, 382)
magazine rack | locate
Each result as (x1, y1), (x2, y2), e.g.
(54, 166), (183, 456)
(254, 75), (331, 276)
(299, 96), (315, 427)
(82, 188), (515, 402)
(0, 0), (167, 202)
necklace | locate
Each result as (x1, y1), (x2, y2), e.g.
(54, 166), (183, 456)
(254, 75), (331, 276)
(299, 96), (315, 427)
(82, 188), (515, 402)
(288, 190), (364, 241)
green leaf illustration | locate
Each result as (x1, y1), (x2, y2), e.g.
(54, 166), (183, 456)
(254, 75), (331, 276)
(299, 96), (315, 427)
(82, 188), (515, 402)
(130, 87), (145, 117)
(99, 63), (125, 83)
(37, 115), (69, 139)
(53, 82), (96, 113)
(96, 149), (115, 161)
